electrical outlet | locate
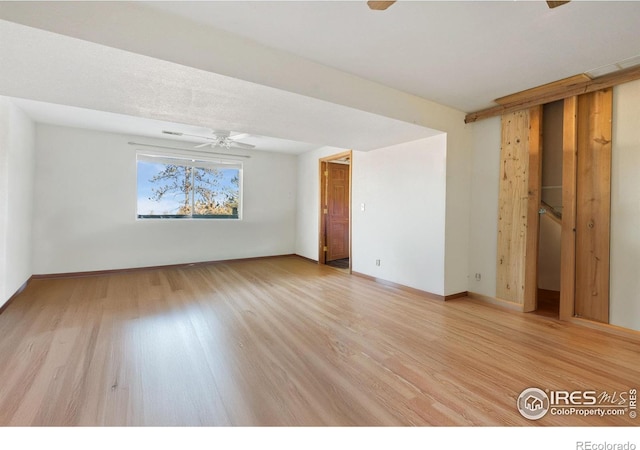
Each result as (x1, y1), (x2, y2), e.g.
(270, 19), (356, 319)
(475, 273), (481, 281)
(376, 259), (381, 267)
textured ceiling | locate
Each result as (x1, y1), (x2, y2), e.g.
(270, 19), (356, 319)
(0, 19), (440, 152)
(1, 1), (639, 152)
(9, 98), (323, 155)
(146, 1), (640, 112)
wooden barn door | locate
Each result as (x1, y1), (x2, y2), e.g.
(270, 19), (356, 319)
(574, 88), (613, 323)
(496, 107), (542, 312)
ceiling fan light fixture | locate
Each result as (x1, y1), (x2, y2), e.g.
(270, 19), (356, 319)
(217, 138), (232, 150)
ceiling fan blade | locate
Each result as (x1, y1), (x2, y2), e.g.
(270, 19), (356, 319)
(194, 142), (212, 149)
(230, 142), (256, 149)
(367, 1), (396, 11)
(546, 1), (570, 8)
(229, 133), (250, 141)
(182, 132), (216, 140)
(163, 130), (216, 141)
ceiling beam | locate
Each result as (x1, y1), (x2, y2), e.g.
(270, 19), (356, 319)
(493, 74), (591, 106)
(465, 65), (640, 123)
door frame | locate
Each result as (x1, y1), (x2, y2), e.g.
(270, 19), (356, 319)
(318, 150), (352, 271)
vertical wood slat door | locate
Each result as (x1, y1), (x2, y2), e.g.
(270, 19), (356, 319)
(560, 96), (578, 320)
(575, 88), (613, 323)
(496, 107), (542, 311)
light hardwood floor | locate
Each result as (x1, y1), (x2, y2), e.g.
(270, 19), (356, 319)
(0, 256), (637, 426)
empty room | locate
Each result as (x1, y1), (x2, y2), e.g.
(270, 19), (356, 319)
(0, 0), (639, 442)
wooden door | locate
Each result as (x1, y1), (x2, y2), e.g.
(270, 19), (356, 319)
(326, 162), (350, 261)
(496, 107), (542, 311)
(559, 96), (578, 320)
(575, 89), (612, 323)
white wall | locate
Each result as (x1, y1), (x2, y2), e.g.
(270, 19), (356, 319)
(32, 124), (297, 274)
(467, 116), (501, 298)
(296, 135), (453, 297)
(0, 101), (7, 302)
(295, 146), (349, 261)
(0, 97), (35, 306)
(610, 79), (640, 331)
(443, 121), (473, 296)
(352, 135), (447, 295)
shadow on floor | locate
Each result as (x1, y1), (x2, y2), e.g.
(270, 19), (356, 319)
(535, 288), (560, 318)
(326, 258), (349, 270)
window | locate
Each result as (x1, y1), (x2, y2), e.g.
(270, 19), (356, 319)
(137, 153), (242, 219)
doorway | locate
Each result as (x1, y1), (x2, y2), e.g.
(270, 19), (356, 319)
(536, 100), (564, 318)
(499, 92), (612, 321)
(319, 151), (352, 272)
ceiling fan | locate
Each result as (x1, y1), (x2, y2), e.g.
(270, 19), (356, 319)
(367, 1), (570, 11)
(162, 129), (256, 150)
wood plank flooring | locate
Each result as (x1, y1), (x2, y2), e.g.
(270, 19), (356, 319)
(0, 256), (638, 426)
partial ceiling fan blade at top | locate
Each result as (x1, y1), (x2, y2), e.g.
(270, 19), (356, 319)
(367, 1), (396, 11)
(546, 1), (570, 8)
(228, 133), (250, 141)
(194, 142), (212, 149)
